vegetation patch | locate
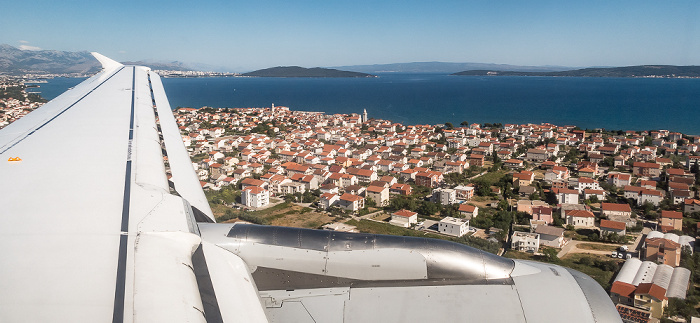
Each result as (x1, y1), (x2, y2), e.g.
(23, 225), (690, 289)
(213, 202), (334, 229)
(577, 243), (619, 252)
(346, 219), (500, 254)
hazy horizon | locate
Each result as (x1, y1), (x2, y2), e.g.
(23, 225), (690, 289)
(2, 1), (699, 71)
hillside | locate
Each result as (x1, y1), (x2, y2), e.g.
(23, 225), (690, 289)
(452, 65), (700, 78)
(243, 66), (375, 78)
(0, 44), (100, 75)
(0, 44), (195, 75)
(333, 62), (572, 74)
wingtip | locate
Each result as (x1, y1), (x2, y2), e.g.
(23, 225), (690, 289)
(91, 52), (123, 70)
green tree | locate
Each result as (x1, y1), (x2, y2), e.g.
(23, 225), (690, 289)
(541, 248), (559, 263)
(419, 201), (440, 216)
(365, 197), (377, 208)
(666, 298), (699, 321)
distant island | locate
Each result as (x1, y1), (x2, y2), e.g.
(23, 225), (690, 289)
(452, 65), (700, 78)
(242, 66), (376, 78)
(332, 61), (571, 74)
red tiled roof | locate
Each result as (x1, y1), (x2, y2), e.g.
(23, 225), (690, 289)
(458, 204), (476, 213)
(633, 162), (661, 169)
(393, 209), (417, 217)
(601, 203), (632, 213)
(610, 281), (636, 298)
(610, 173), (631, 180)
(645, 237), (680, 249)
(243, 186), (266, 194)
(600, 219), (626, 231)
(641, 189), (663, 197)
(340, 193), (363, 202)
(320, 193), (337, 200)
(366, 186), (386, 193)
(667, 168), (686, 176)
(661, 210), (682, 219)
(635, 283), (667, 301)
(566, 210), (594, 218)
(241, 178), (265, 186)
(553, 188), (579, 195)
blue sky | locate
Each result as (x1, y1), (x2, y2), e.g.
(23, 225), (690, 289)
(2, 1), (699, 72)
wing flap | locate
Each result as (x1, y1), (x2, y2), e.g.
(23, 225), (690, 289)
(132, 67), (169, 192)
(202, 242), (269, 323)
(150, 72), (214, 221)
(133, 232), (206, 323)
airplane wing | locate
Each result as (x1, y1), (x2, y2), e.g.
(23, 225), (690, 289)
(0, 54), (265, 322)
(0, 54), (622, 322)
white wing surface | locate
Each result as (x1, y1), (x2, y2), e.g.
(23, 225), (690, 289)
(0, 56), (245, 322)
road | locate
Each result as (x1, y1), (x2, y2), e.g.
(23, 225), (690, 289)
(557, 240), (621, 258)
(466, 171), (488, 181)
(355, 210), (386, 221)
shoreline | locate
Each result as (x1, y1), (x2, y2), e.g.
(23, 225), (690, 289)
(24, 75), (700, 136)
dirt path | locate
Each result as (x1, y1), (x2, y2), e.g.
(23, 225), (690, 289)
(557, 240), (621, 258)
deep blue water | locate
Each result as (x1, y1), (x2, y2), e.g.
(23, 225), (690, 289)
(29, 74), (700, 134)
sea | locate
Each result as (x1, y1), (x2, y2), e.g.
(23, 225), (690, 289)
(28, 74), (700, 135)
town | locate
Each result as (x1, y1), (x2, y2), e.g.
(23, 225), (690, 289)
(4, 82), (700, 322)
(0, 81), (46, 128)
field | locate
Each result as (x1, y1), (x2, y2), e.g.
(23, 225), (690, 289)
(213, 202), (335, 229)
(576, 243), (618, 252)
(474, 169), (508, 186)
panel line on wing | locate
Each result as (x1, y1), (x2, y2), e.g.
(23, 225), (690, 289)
(0, 66), (125, 155)
(112, 66), (136, 323)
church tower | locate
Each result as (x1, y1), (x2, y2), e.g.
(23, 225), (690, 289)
(362, 109), (368, 123)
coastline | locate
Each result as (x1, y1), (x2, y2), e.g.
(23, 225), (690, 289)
(26, 74), (700, 135)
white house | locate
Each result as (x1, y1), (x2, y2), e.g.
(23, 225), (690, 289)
(390, 209), (418, 228)
(583, 189), (605, 201)
(438, 217), (470, 237)
(600, 220), (626, 237)
(338, 193), (365, 212)
(565, 209), (595, 228)
(319, 193), (339, 209)
(454, 185), (475, 200)
(365, 185), (390, 207)
(534, 225), (566, 248)
(458, 204), (478, 219)
(554, 188), (579, 205)
(432, 188), (457, 205)
(241, 186), (269, 208)
(511, 232), (540, 253)
(640, 189), (663, 206)
(608, 172), (631, 188)
(576, 177), (601, 193)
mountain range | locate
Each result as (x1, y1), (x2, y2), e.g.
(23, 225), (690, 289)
(243, 66), (375, 78)
(0, 44), (193, 75)
(2, 44), (697, 78)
